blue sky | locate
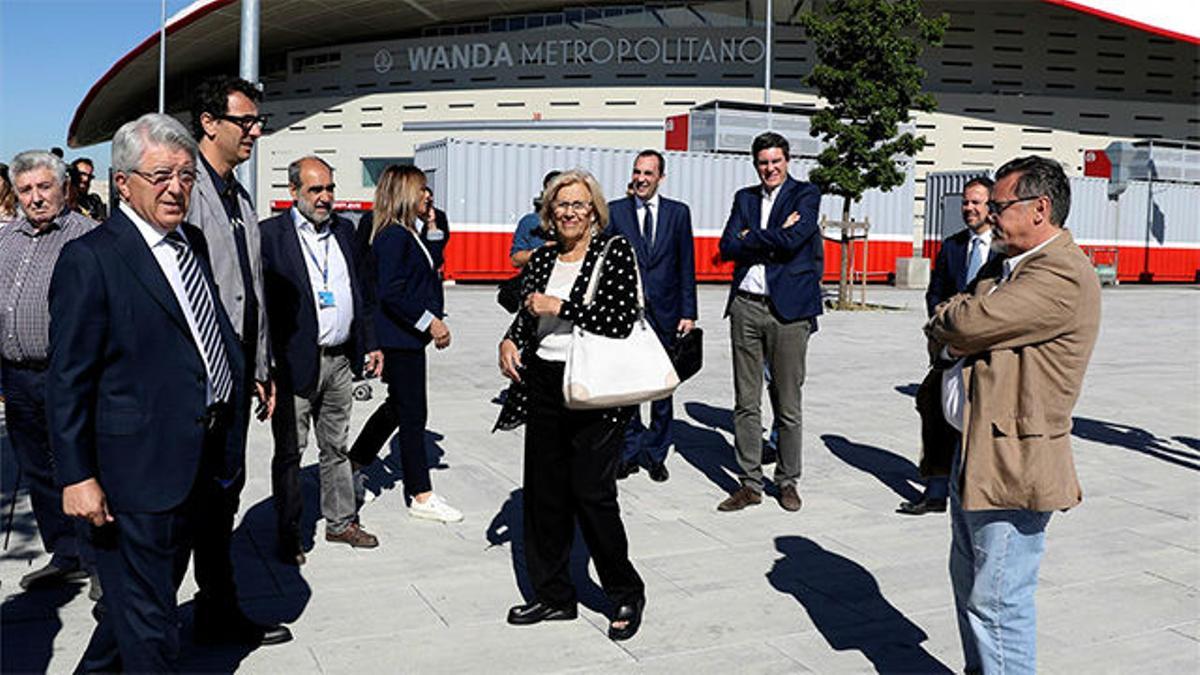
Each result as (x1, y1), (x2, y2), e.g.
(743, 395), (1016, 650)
(0, 0), (195, 174)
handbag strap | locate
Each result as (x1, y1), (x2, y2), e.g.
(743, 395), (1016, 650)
(582, 235), (645, 311)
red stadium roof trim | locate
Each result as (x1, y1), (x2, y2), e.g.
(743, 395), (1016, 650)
(1044, 0), (1200, 45)
(67, 0), (238, 147)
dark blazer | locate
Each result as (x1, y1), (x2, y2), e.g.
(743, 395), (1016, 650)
(925, 228), (1003, 316)
(495, 231), (640, 432)
(259, 211), (377, 397)
(47, 209), (245, 513)
(355, 209), (450, 274)
(607, 195), (698, 339)
(372, 223), (444, 351)
(718, 176), (824, 323)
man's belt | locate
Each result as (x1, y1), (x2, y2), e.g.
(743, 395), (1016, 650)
(318, 342), (350, 358)
(735, 289), (770, 304)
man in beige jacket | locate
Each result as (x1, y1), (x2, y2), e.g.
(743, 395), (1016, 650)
(926, 155), (1100, 675)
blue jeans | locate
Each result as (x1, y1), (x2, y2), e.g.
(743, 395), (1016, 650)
(949, 450), (1051, 674)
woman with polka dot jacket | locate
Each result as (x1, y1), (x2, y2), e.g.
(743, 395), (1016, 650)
(495, 169), (647, 642)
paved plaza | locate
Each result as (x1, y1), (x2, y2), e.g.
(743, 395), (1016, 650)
(2, 284), (1197, 674)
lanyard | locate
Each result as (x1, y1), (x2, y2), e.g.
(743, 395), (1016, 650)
(299, 230), (331, 289)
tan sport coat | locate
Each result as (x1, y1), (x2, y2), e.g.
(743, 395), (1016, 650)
(927, 230), (1100, 512)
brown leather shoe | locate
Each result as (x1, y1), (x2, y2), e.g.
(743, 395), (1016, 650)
(325, 522), (379, 548)
(779, 485), (803, 512)
(717, 486), (762, 512)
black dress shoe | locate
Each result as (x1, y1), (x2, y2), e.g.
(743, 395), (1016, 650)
(897, 497), (947, 515)
(608, 597), (645, 641)
(195, 608), (293, 646)
(19, 560), (88, 590)
(647, 462), (669, 483)
(616, 462), (640, 480)
(507, 601), (578, 625)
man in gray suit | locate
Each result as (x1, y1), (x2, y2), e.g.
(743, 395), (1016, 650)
(185, 75), (290, 647)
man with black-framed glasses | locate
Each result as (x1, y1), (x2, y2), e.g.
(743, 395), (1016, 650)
(185, 75), (290, 647)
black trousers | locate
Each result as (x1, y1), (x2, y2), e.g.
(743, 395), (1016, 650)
(349, 347), (432, 496)
(78, 406), (232, 673)
(522, 355), (644, 609)
(188, 339), (253, 614)
(0, 359), (92, 568)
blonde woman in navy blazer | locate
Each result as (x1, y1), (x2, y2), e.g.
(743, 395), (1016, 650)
(348, 165), (462, 523)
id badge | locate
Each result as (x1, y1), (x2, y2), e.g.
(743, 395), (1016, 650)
(318, 290), (336, 308)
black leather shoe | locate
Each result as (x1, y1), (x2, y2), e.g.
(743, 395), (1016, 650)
(19, 561), (88, 590)
(616, 462), (640, 480)
(195, 608), (293, 646)
(648, 462), (669, 483)
(507, 601), (578, 625)
(897, 498), (947, 515)
(608, 597), (645, 641)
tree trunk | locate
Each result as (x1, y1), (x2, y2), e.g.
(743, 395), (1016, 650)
(838, 196), (851, 309)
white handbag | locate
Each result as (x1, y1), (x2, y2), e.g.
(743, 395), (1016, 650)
(563, 236), (680, 410)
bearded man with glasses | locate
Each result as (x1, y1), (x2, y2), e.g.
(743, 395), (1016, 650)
(184, 75), (291, 647)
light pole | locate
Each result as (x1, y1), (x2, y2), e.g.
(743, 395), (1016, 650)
(237, 0), (260, 201)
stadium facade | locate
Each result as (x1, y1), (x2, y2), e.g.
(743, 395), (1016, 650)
(70, 0), (1199, 281)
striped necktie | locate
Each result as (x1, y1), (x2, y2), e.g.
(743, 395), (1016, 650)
(165, 231), (234, 403)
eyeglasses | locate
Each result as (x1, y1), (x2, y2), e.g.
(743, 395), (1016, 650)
(987, 196), (1040, 216)
(216, 113), (268, 133)
(552, 200), (592, 213)
(130, 167), (198, 187)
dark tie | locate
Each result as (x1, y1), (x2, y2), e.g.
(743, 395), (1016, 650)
(642, 202), (654, 249)
(165, 231), (234, 403)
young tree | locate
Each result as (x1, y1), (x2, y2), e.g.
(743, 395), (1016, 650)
(800, 0), (947, 307)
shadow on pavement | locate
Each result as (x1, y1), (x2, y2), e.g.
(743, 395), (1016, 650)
(767, 536), (952, 674)
(672, 415), (740, 494)
(1072, 417), (1200, 472)
(0, 583), (83, 673)
(486, 489), (607, 616)
(822, 434), (923, 502)
(360, 429), (450, 505)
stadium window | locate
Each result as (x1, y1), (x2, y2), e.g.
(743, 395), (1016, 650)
(1135, 115), (1165, 121)
(1022, 110), (1054, 117)
(1079, 112), (1110, 119)
(362, 158), (413, 187)
(323, 124), (342, 130)
(293, 51), (341, 74)
(356, 83), (376, 89)
(321, 85), (340, 92)
(994, 28), (1023, 35)
(361, 122), (383, 129)
(962, 143), (994, 150)
(665, 73), (698, 79)
(1048, 31), (1076, 38)
(965, 107), (995, 113)
(323, 108), (343, 114)
(518, 75), (546, 81)
(1021, 127), (1053, 134)
(617, 73), (649, 79)
(361, 106), (383, 113)
(606, 100), (637, 106)
(431, 78), (455, 85)
(992, 79), (1022, 86)
(402, 104), (428, 110)
(963, 126), (995, 132)
(549, 101), (580, 107)
(942, 61), (972, 68)
(942, 43), (973, 50)
(1147, 72), (1173, 79)
(1148, 55), (1175, 62)
(564, 74), (592, 80)
(1146, 88), (1172, 95)
(1096, 86), (1125, 93)
(288, 125), (306, 132)
(1097, 34), (1125, 41)
(664, 100), (696, 106)
(1045, 83), (1075, 90)
(994, 45), (1023, 52)
(1046, 48), (1076, 55)
(1047, 66), (1075, 72)
(448, 103), (474, 109)
(1097, 51), (1122, 58)
(1021, 145), (1052, 151)
(1079, 130), (1108, 136)
(497, 101), (526, 108)
(471, 76), (497, 83)
(1097, 68), (1125, 75)
(993, 63), (1022, 70)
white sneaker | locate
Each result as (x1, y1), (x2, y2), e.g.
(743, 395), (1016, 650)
(408, 493), (463, 523)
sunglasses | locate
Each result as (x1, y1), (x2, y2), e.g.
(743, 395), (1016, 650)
(216, 113), (268, 133)
(987, 196), (1040, 216)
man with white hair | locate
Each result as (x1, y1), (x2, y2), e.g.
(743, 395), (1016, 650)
(0, 151), (97, 594)
(47, 113), (252, 671)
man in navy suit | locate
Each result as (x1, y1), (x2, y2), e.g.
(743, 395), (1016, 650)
(261, 157), (384, 562)
(901, 176), (1001, 515)
(717, 132), (822, 513)
(47, 114), (252, 671)
(607, 150), (697, 482)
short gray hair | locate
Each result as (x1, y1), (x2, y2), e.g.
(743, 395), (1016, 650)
(111, 113), (198, 174)
(995, 155), (1071, 227)
(287, 156), (334, 188)
(10, 151), (68, 185)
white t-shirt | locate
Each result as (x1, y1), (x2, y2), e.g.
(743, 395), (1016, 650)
(536, 258), (584, 362)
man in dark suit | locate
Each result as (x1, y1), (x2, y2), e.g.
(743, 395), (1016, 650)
(716, 132), (822, 513)
(901, 176), (1000, 516)
(261, 157), (383, 563)
(607, 150), (697, 482)
(47, 114), (252, 671)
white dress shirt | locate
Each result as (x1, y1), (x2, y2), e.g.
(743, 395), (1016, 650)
(738, 183), (780, 295)
(123, 203), (216, 404)
(941, 232), (1062, 432)
(292, 208), (353, 347)
(636, 193), (660, 249)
